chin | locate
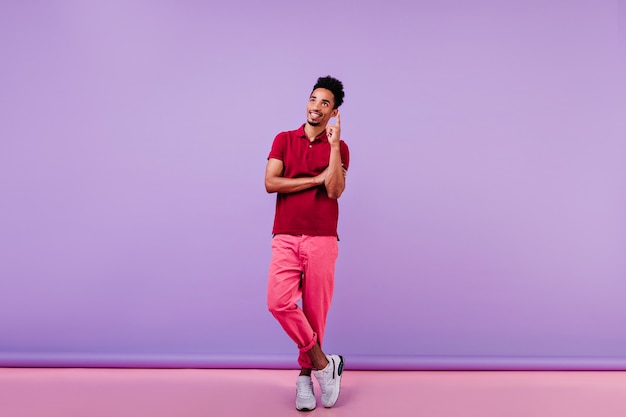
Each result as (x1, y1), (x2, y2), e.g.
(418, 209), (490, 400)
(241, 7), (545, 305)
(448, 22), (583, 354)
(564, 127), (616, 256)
(307, 120), (320, 127)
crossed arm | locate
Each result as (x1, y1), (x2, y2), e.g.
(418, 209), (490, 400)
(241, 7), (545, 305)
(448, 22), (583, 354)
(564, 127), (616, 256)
(264, 146), (346, 199)
(265, 158), (324, 194)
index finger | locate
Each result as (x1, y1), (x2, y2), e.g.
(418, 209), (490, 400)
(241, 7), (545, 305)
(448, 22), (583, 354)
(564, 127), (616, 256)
(335, 111), (341, 127)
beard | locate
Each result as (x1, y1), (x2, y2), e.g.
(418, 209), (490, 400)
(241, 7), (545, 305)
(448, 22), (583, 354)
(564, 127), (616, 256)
(307, 119), (321, 127)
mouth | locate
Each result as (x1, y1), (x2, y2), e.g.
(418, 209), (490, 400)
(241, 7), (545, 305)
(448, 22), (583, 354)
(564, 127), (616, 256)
(308, 111), (322, 122)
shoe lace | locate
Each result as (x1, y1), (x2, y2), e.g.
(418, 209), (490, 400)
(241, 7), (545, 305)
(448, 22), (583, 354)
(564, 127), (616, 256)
(296, 380), (313, 397)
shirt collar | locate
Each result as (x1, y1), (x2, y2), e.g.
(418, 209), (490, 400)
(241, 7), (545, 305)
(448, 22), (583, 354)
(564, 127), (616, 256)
(296, 123), (328, 142)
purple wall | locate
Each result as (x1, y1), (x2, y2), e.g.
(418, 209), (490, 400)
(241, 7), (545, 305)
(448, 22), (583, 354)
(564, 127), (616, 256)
(1, 0), (625, 370)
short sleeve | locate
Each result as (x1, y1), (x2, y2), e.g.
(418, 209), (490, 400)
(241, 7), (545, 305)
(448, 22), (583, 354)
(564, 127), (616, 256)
(268, 132), (286, 161)
(340, 140), (350, 170)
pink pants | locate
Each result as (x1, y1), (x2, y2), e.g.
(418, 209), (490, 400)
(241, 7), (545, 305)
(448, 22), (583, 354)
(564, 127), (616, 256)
(267, 234), (338, 369)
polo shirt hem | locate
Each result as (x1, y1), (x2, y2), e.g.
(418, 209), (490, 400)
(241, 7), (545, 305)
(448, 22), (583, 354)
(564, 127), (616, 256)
(272, 231), (338, 237)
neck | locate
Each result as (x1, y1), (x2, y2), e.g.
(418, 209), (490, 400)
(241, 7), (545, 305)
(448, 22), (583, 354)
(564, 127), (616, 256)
(304, 122), (326, 141)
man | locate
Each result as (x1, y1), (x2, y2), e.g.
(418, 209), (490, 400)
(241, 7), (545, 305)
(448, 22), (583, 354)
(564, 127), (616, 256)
(265, 76), (349, 411)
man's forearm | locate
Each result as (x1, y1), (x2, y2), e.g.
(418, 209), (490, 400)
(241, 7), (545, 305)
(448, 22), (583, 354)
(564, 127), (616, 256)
(265, 175), (323, 194)
(324, 144), (345, 199)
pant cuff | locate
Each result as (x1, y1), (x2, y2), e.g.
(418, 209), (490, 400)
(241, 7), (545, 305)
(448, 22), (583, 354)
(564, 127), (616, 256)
(298, 332), (317, 354)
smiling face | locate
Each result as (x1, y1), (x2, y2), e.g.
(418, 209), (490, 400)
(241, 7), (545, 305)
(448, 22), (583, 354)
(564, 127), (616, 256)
(306, 88), (338, 127)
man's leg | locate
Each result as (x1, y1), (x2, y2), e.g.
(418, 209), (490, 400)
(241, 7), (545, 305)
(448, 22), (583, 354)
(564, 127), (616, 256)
(267, 234), (321, 411)
(267, 235), (318, 364)
(298, 235), (337, 368)
(300, 236), (344, 408)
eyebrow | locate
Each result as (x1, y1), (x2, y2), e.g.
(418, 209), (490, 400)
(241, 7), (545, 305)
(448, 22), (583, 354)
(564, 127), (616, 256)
(310, 95), (331, 104)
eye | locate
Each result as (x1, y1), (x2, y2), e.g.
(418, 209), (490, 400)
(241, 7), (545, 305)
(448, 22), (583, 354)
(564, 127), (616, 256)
(322, 102), (328, 107)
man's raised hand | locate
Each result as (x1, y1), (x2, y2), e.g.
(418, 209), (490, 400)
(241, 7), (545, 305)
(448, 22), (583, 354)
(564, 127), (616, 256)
(326, 111), (341, 144)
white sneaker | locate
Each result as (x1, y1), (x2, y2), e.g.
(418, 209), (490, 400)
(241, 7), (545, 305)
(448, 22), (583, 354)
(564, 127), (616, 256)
(313, 354), (344, 408)
(295, 375), (316, 411)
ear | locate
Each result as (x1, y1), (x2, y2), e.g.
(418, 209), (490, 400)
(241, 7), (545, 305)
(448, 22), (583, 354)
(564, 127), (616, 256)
(331, 108), (338, 118)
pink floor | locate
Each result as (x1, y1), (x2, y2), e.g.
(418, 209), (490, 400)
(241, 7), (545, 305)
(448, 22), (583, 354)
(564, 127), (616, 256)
(2, 368), (626, 417)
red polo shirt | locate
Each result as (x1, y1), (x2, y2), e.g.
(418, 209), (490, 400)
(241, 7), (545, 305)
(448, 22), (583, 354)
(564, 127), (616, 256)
(268, 124), (350, 236)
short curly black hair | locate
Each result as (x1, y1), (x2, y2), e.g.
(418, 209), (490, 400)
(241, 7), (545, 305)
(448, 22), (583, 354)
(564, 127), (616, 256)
(312, 76), (345, 108)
